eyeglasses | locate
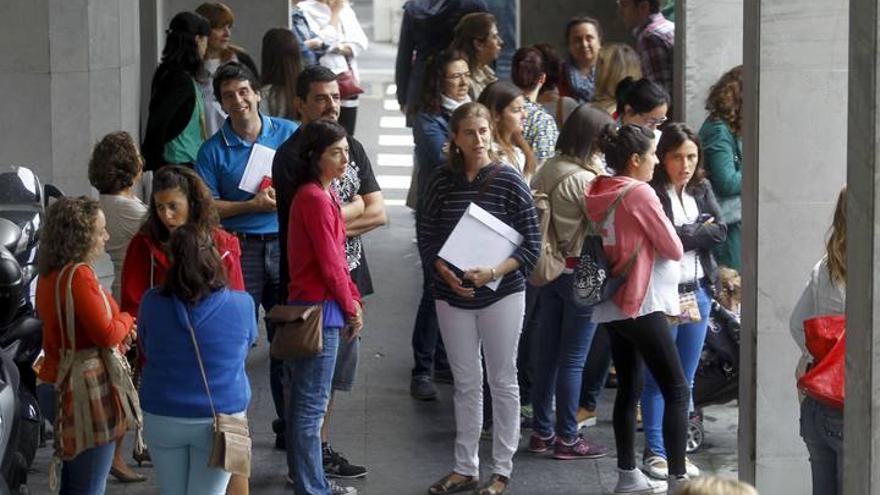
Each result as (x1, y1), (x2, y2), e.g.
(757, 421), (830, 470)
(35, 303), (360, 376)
(445, 72), (471, 81)
(644, 115), (668, 127)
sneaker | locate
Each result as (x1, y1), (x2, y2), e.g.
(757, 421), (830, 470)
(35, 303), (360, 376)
(552, 435), (608, 460)
(642, 454), (669, 480)
(433, 368), (454, 384)
(410, 375), (438, 401)
(666, 475), (689, 495)
(527, 432), (556, 453)
(684, 458), (700, 478)
(614, 467), (667, 494)
(329, 480), (358, 495)
(323, 445), (367, 479)
(576, 407), (597, 429)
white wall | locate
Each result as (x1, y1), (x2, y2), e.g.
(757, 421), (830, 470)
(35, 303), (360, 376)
(742, 0), (849, 492)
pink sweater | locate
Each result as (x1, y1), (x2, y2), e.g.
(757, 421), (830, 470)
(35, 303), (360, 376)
(584, 176), (683, 317)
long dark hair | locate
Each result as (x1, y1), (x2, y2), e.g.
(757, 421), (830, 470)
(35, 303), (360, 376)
(477, 81), (537, 177)
(419, 49), (469, 115)
(557, 104), (614, 162)
(450, 12), (497, 68)
(290, 120), (348, 192)
(141, 165), (218, 243)
(161, 224), (227, 303)
(652, 122), (705, 193)
(597, 123), (654, 173)
(162, 12), (210, 77)
(261, 28), (303, 119)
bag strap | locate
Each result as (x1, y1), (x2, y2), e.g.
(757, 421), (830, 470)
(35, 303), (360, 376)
(180, 300), (218, 418)
(542, 166), (590, 246)
(601, 181), (640, 226)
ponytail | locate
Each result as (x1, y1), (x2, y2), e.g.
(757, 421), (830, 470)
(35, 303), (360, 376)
(598, 123), (654, 173)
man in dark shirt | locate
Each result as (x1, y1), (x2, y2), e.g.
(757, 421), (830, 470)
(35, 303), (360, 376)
(273, 65), (386, 482)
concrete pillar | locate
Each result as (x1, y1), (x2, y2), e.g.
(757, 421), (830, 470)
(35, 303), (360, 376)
(740, 0), (848, 491)
(845, 0), (880, 492)
(674, 0), (742, 125)
(0, 0), (140, 196)
(373, 0), (405, 43)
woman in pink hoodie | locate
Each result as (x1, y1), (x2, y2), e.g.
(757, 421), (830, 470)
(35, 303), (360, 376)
(584, 124), (687, 495)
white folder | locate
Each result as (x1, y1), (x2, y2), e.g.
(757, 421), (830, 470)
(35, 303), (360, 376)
(438, 203), (523, 291)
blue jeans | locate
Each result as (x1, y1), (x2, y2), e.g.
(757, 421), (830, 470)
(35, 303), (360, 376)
(641, 284), (712, 457)
(580, 324), (611, 411)
(284, 326), (340, 495)
(800, 397), (843, 495)
(411, 243), (449, 377)
(238, 237), (284, 423)
(60, 441), (115, 495)
(142, 412), (234, 495)
(531, 273), (598, 439)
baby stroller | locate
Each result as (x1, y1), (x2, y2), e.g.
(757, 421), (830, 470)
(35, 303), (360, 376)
(686, 300), (741, 453)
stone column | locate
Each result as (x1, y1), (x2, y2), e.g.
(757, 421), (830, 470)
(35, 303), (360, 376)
(845, 0), (880, 492)
(0, 0), (140, 196)
(674, 0), (742, 124)
(740, 0), (848, 491)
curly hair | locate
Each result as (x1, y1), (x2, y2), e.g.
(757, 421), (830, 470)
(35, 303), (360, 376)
(419, 49), (469, 115)
(88, 131), (142, 195)
(705, 65), (743, 136)
(38, 197), (102, 275)
(140, 165), (219, 244)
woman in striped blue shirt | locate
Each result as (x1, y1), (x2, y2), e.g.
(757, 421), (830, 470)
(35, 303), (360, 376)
(420, 102), (540, 495)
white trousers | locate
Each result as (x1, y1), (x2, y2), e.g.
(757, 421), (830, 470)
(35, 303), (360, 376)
(435, 292), (525, 478)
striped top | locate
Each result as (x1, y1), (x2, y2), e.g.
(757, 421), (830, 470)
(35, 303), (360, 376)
(418, 163), (540, 309)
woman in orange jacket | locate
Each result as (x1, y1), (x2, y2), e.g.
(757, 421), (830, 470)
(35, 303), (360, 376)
(35, 197), (139, 494)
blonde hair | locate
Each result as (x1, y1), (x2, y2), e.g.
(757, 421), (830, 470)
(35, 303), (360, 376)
(592, 43), (642, 114)
(826, 185), (846, 286)
(674, 476), (758, 495)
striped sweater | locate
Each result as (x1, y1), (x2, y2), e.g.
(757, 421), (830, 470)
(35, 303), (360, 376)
(418, 163), (540, 309)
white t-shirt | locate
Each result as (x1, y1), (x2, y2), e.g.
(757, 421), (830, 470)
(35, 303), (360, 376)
(99, 194), (148, 301)
(592, 254), (681, 323)
(667, 184), (704, 284)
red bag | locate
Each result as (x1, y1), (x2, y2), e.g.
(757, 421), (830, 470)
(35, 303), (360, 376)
(797, 315), (845, 409)
(336, 70), (364, 100)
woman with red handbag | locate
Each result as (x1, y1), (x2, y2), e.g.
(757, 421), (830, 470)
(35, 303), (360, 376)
(789, 185), (846, 495)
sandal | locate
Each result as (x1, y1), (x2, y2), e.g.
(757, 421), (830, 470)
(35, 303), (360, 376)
(427, 472), (479, 494)
(475, 474), (509, 495)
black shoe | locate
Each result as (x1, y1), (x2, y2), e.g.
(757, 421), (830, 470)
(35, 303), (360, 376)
(323, 445), (367, 479)
(433, 368), (454, 384)
(275, 433), (286, 450)
(410, 375), (438, 401)
(272, 419), (286, 450)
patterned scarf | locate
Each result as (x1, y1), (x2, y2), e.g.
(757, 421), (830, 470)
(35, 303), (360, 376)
(565, 59), (596, 104)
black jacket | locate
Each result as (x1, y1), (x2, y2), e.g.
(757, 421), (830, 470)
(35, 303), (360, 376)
(394, 0), (488, 114)
(652, 178), (728, 284)
(142, 63), (197, 171)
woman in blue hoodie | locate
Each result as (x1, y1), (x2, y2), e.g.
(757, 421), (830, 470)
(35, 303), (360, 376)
(138, 224), (256, 495)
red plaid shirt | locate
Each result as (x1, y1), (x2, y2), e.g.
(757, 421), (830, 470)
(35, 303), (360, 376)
(634, 13), (675, 96)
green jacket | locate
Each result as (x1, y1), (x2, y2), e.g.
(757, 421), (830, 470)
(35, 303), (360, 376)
(699, 118), (742, 199)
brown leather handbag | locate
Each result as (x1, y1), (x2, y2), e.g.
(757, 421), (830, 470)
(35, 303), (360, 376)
(266, 304), (323, 359)
(182, 303), (252, 477)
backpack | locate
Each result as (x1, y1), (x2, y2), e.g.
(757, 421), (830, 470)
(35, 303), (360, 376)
(528, 167), (588, 287)
(572, 182), (640, 307)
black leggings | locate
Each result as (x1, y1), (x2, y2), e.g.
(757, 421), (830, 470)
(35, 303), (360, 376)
(606, 311), (690, 476)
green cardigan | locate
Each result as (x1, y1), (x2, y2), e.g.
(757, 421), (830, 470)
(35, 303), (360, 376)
(699, 117), (742, 270)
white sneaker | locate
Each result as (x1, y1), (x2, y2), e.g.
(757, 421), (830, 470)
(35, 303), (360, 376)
(614, 467), (667, 494)
(684, 457), (700, 478)
(641, 455), (669, 480)
(329, 480), (357, 495)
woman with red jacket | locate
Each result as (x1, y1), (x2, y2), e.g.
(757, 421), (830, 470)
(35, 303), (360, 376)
(584, 123), (687, 495)
(121, 165), (244, 317)
(284, 119), (363, 495)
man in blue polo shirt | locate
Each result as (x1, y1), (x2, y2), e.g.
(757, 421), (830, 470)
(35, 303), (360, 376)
(195, 61), (297, 445)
